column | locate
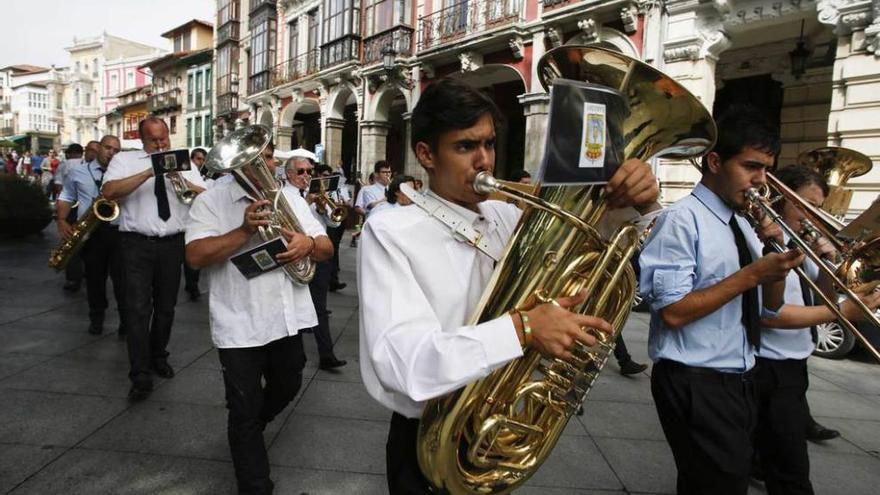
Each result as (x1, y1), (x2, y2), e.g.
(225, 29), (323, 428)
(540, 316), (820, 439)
(359, 120), (391, 181)
(401, 111), (423, 180)
(324, 117), (346, 168)
(517, 92), (549, 176)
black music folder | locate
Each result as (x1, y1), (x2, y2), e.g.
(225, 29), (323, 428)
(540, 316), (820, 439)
(230, 237), (288, 279)
(309, 174), (341, 194)
(150, 149), (192, 175)
(538, 79), (627, 185)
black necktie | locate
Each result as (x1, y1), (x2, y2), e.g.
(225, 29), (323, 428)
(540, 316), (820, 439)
(155, 174), (171, 221)
(730, 215), (761, 349)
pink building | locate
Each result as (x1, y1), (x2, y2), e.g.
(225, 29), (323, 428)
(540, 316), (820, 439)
(101, 53), (160, 114)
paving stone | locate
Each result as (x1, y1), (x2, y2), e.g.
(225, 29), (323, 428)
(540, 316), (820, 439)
(295, 379), (389, 422)
(269, 414), (388, 474)
(586, 371), (654, 404)
(0, 356), (132, 399)
(817, 417), (880, 454)
(809, 451), (880, 495)
(0, 326), (97, 356)
(523, 435), (622, 490)
(518, 488), (626, 495)
(806, 389), (880, 421)
(578, 400), (666, 440)
(0, 389), (127, 447)
(0, 443), (65, 494)
(149, 366), (227, 407)
(593, 437), (676, 494)
(272, 466), (386, 495)
(62, 334), (131, 363)
(0, 353), (49, 381)
(8, 447), (237, 495)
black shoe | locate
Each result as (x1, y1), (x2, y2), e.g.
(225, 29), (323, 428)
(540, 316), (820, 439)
(117, 327), (127, 340)
(619, 360), (648, 376)
(128, 382), (153, 402)
(152, 360), (175, 379)
(87, 322), (104, 335)
(187, 288), (201, 301)
(319, 357), (347, 370)
(576, 405), (584, 416)
(63, 280), (81, 292)
(326, 309), (333, 315)
(329, 282), (347, 292)
(806, 421), (840, 442)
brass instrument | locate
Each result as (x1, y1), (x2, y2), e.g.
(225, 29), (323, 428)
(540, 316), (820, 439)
(314, 176), (349, 223)
(167, 170), (197, 205)
(205, 125), (316, 284)
(745, 176), (880, 362)
(796, 146), (872, 217)
(48, 196), (119, 270)
(417, 45), (717, 494)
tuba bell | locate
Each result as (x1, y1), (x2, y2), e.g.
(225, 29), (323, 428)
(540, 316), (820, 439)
(205, 124), (316, 284)
(796, 146), (872, 217)
(416, 46), (717, 494)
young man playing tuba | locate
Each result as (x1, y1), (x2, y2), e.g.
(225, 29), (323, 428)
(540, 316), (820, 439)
(358, 78), (662, 493)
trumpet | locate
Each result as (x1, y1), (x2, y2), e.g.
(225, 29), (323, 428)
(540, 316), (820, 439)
(743, 177), (880, 362)
(167, 170), (197, 205)
(315, 176), (348, 223)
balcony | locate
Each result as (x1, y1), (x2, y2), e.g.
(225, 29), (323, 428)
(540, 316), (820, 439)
(542, 0), (577, 10)
(418, 0), (523, 51)
(149, 88), (181, 112)
(217, 21), (241, 45)
(123, 130), (139, 140)
(0, 102), (10, 113)
(321, 35), (360, 70)
(363, 26), (414, 65)
(68, 106), (100, 119)
(217, 93), (239, 117)
(0, 127), (13, 136)
(272, 50), (320, 87)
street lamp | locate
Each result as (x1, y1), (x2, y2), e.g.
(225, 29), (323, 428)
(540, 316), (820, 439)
(382, 44), (397, 73)
(789, 19), (811, 80)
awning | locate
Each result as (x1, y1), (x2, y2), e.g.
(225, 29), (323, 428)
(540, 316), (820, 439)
(0, 134), (28, 141)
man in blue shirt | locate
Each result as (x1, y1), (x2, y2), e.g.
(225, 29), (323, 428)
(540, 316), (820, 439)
(639, 107), (804, 494)
(58, 135), (125, 336)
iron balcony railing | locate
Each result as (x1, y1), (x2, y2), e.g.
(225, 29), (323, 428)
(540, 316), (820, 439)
(321, 35), (360, 69)
(363, 25), (414, 64)
(418, 0), (522, 51)
(217, 93), (239, 117)
(272, 49), (320, 87)
(217, 21), (241, 45)
(148, 88), (181, 112)
(542, 0), (577, 9)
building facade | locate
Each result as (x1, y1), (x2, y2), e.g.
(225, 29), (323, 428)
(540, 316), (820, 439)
(0, 65), (61, 151)
(144, 20), (215, 150)
(212, 0), (880, 219)
(183, 49), (215, 148)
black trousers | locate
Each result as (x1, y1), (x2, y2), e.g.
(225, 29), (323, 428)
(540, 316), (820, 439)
(219, 334), (305, 495)
(387, 412), (432, 494)
(183, 262), (200, 293)
(120, 232), (184, 384)
(65, 252), (84, 284)
(307, 260), (335, 360)
(81, 224), (126, 327)
(326, 225), (344, 285)
(613, 334), (631, 363)
(754, 357), (814, 495)
(651, 359), (757, 495)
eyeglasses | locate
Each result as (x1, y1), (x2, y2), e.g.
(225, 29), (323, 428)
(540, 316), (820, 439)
(296, 168), (313, 175)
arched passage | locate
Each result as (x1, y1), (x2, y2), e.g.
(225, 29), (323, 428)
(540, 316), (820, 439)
(371, 86), (408, 174)
(280, 98), (321, 152)
(326, 86), (359, 177)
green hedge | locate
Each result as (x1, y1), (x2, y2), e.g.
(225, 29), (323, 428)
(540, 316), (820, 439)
(0, 175), (52, 238)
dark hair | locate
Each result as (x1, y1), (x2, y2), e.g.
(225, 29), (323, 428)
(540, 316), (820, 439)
(373, 160), (389, 173)
(410, 78), (502, 153)
(387, 175), (415, 204)
(510, 169), (531, 182)
(137, 115), (168, 138)
(368, 172), (375, 184)
(315, 164), (333, 176)
(66, 143), (83, 154)
(190, 147), (208, 160)
(705, 104), (780, 171)
(772, 164), (829, 213)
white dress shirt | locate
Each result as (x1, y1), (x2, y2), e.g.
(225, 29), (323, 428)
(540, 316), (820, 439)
(186, 180), (327, 349)
(359, 191), (525, 418)
(102, 150), (206, 237)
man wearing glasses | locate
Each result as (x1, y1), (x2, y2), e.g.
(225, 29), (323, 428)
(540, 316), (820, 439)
(355, 160), (392, 220)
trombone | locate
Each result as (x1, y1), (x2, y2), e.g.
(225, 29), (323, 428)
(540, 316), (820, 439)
(743, 175), (880, 362)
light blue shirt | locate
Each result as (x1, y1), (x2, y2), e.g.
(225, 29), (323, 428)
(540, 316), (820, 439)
(758, 232), (818, 361)
(639, 183), (773, 372)
(59, 159), (115, 224)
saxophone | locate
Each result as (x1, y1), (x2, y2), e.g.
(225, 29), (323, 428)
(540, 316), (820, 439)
(416, 46), (717, 494)
(48, 196), (119, 270)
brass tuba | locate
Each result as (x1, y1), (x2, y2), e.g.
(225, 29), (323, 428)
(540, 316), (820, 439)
(205, 124), (316, 284)
(417, 46), (717, 494)
(796, 146), (872, 217)
(48, 196), (119, 270)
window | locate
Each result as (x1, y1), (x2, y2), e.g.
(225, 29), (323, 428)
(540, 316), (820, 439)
(74, 88), (80, 106)
(127, 72), (134, 88)
(205, 68), (212, 102)
(170, 115), (177, 134)
(248, 8), (277, 94)
(289, 19), (299, 59)
(322, 0), (359, 43)
(187, 118), (193, 147)
(365, 0), (410, 36)
(195, 72), (203, 108)
(187, 74), (194, 105)
(194, 116), (202, 146)
(92, 58), (98, 77)
(218, 0), (240, 25)
(85, 92), (91, 106)
(110, 74), (119, 94)
(205, 114), (213, 146)
(308, 9), (319, 51)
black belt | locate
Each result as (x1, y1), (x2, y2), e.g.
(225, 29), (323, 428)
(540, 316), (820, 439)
(657, 359), (755, 382)
(121, 231), (184, 242)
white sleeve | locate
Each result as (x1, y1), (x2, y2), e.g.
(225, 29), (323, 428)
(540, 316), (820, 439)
(286, 190), (327, 238)
(354, 187), (368, 209)
(358, 219), (523, 403)
(101, 155), (129, 183)
(184, 166), (207, 188)
(185, 192), (223, 244)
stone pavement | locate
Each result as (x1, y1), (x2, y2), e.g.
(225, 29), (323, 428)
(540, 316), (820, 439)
(2, 229), (879, 494)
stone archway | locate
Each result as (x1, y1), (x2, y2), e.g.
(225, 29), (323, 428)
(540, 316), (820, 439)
(279, 98), (321, 152)
(325, 85), (359, 177)
(567, 27), (640, 59)
(368, 85), (410, 175)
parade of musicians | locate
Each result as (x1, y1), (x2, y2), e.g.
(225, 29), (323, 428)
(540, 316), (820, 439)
(2, 0), (880, 494)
